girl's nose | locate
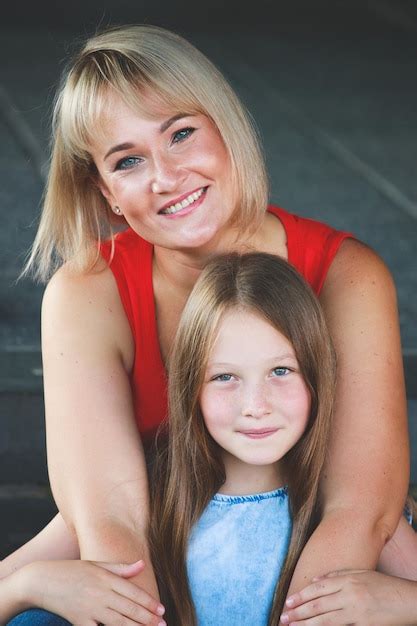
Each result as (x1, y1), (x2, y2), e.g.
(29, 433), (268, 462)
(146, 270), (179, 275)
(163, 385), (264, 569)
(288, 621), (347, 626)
(150, 154), (186, 194)
(241, 383), (272, 419)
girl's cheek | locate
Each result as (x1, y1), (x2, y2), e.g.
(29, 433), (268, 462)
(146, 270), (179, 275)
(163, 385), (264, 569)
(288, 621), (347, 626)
(200, 389), (236, 427)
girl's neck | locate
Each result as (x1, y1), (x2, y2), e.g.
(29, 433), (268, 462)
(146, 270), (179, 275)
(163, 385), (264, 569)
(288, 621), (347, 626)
(218, 455), (285, 497)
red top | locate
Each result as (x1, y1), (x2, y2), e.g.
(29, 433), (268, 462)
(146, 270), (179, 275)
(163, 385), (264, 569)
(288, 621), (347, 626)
(100, 205), (352, 439)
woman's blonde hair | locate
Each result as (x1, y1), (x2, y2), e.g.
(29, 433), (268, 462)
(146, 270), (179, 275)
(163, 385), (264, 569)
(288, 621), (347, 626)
(25, 24), (268, 281)
(149, 252), (336, 625)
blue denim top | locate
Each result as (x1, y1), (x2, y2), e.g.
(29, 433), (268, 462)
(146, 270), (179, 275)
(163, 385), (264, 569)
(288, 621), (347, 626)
(186, 487), (292, 625)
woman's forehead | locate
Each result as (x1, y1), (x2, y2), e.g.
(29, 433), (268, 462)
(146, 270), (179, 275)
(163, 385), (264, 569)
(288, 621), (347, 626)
(87, 87), (196, 154)
(99, 86), (180, 122)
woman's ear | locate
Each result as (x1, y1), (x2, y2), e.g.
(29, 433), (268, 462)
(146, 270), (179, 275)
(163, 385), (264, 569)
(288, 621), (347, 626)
(90, 167), (124, 218)
(95, 175), (115, 207)
(91, 170), (119, 213)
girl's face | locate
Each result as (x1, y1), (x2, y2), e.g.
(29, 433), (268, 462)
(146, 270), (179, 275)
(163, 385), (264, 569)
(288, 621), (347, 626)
(199, 309), (311, 492)
(90, 92), (236, 253)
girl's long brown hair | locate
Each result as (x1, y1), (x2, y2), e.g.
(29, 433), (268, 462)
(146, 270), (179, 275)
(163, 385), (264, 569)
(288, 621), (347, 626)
(149, 252), (336, 625)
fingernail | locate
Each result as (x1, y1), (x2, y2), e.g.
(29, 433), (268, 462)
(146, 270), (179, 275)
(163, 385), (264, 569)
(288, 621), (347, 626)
(158, 621), (166, 626)
(157, 605), (165, 616)
(280, 615), (289, 624)
(312, 575), (321, 582)
(285, 596), (295, 607)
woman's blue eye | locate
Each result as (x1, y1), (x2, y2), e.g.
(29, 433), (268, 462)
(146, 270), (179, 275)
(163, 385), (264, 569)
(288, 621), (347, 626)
(115, 156), (141, 171)
(272, 367), (290, 377)
(172, 127), (195, 144)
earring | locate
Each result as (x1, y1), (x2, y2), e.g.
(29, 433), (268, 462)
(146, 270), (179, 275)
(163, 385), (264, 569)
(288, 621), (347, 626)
(151, 182), (159, 194)
(113, 205), (122, 215)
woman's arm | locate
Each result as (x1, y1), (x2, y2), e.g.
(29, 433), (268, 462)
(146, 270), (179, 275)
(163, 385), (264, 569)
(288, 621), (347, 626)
(0, 559), (164, 625)
(287, 239), (409, 592)
(41, 263), (159, 599)
(0, 513), (79, 580)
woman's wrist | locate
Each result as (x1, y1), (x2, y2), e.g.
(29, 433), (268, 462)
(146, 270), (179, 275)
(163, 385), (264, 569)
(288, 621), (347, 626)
(0, 565), (37, 624)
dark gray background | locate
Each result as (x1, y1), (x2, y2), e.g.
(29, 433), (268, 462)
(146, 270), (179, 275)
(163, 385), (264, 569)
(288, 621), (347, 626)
(1, 0), (416, 557)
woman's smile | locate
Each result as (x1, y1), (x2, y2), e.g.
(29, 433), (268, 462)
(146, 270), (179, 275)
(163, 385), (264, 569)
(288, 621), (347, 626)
(157, 186), (208, 217)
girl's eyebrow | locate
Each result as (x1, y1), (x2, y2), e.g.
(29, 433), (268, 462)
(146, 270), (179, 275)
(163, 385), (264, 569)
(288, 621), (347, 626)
(206, 354), (298, 368)
(103, 113), (195, 161)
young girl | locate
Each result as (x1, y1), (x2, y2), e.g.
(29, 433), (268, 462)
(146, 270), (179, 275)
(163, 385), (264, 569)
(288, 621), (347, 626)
(149, 251), (337, 625)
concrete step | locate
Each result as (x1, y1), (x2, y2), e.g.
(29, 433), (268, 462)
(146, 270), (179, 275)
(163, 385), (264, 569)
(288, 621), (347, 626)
(0, 485), (57, 559)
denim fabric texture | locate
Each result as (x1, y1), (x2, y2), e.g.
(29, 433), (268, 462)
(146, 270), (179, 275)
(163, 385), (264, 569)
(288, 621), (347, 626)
(186, 487), (292, 625)
(7, 610), (71, 626)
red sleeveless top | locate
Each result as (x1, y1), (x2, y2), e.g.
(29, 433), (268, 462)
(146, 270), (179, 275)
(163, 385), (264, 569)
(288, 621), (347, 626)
(100, 206), (352, 439)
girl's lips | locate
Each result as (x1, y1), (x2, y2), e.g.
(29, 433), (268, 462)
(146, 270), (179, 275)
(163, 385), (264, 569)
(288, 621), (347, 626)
(238, 429), (279, 439)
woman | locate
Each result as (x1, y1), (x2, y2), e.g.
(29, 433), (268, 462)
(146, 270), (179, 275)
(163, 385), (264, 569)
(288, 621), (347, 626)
(0, 24), (410, 624)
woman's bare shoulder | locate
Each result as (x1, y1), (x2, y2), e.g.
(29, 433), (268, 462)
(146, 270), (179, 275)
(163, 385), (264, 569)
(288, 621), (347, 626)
(323, 237), (395, 297)
(43, 258), (134, 372)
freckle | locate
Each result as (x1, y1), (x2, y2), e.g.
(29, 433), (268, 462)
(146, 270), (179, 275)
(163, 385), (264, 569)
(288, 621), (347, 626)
(108, 307), (113, 313)
(60, 352), (63, 356)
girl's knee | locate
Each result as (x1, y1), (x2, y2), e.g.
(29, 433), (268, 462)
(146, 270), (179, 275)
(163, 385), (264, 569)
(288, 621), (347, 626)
(7, 609), (71, 626)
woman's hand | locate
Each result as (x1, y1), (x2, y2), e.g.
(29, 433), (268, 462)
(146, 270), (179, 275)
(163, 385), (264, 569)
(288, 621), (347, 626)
(280, 569), (417, 625)
(16, 559), (166, 626)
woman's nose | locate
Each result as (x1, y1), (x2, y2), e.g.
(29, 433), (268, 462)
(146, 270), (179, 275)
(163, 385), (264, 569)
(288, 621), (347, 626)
(241, 383), (272, 419)
(150, 154), (186, 194)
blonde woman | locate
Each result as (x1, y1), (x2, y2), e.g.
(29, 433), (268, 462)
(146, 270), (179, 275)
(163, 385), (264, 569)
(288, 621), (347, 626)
(0, 24), (413, 625)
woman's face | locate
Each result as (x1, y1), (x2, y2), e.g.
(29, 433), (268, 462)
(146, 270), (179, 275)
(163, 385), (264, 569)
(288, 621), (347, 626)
(90, 92), (236, 253)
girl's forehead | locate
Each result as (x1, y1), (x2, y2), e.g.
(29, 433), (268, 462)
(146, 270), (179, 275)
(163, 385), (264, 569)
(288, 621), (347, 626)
(211, 309), (294, 356)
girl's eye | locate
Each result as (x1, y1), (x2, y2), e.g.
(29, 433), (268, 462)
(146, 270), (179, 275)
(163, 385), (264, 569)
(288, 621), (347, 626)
(272, 367), (291, 377)
(212, 373), (233, 382)
(115, 156), (142, 171)
(172, 127), (195, 144)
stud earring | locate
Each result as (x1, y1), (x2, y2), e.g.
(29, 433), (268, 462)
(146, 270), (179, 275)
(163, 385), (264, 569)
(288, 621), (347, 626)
(151, 182), (159, 194)
(113, 205), (122, 215)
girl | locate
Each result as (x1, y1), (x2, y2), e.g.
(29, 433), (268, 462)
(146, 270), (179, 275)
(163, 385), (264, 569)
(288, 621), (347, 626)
(149, 251), (337, 625)
(4, 253), (417, 625)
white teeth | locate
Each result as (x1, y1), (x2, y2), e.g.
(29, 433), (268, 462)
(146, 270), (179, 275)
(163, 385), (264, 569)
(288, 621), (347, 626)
(162, 187), (205, 215)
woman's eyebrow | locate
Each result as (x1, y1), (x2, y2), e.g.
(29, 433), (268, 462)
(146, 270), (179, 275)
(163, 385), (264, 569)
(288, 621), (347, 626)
(160, 112), (194, 133)
(103, 114), (194, 161)
(104, 142), (134, 161)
